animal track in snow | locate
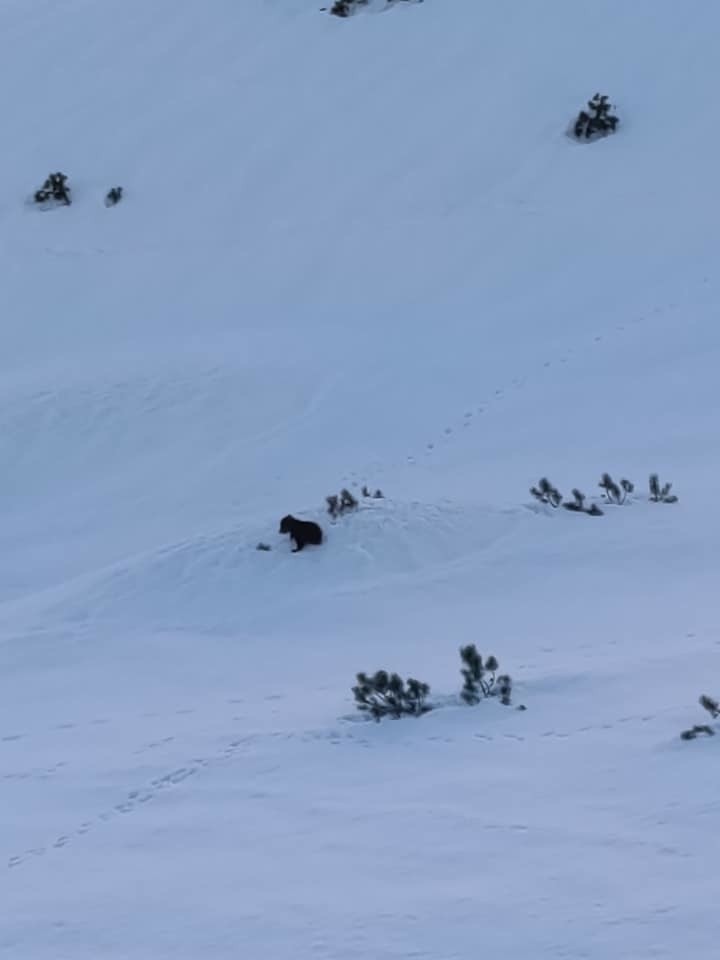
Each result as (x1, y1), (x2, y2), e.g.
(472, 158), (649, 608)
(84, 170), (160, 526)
(0, 704), (211, 745)
(359, 296), (680, 482)
(5, 733), (255, 870)
(4, 716), (363, 871)
(2, 761), (67, 782)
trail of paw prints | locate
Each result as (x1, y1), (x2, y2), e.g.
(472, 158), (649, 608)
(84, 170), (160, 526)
(463, 709), (661, 748)
(364, 299), (686, 480)
(0, 699), (252, 747)
(536, 711), (659, 742)
(3, 718), (389, 870)
(2, 761), (68, 783)
(5, 733), (256, 870)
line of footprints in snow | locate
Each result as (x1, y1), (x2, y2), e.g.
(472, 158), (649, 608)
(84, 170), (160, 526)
(3, 701), (254, 870)
(344, 301), (681, 485)
(2, 677), (699, 872)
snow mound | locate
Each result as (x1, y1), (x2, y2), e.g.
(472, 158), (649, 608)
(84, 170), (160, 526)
(7, 499), (521, 636)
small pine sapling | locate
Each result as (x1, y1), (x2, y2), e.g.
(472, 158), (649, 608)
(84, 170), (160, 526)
(563, 488), (586, 512)
(327, 488), (361, 518)
(404, 678), (431, 714)
(496, 674), (513, 706)
(530, 477), (562, 508)
(563, 489), (603, 515)
(460, 645), (489, 703)
(649, 474), (678, 504)
(105, 186), (123, 207)
(599, 473), (634, 505)
(680, 694), (718, 740)
(599, 473), (620, 503)
(352, 670), (431, 721)
(620, 478), (634, 500)
(459, 645), (509, 704)
(700, 694), (719, 719)
(339, 488), (359, 513)
(681, 725), (715, 741)
(572, 93), (619, 140)
(329, 0), (369, 16)
(34, 171), (71, 206)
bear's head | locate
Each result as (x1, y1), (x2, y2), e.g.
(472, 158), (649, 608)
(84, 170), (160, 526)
(279, 514), (295, 534)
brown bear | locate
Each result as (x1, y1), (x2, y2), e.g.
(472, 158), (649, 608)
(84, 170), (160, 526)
(279, 515), (323, 553)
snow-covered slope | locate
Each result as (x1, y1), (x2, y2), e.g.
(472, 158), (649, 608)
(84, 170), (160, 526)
(2, 2), (719, 957)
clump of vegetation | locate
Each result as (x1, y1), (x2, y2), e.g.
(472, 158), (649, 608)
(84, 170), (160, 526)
(649, 473), (678, 504)
(530, 477), (562, 508)
(361, 485), (384, 499)
(328, 0), (367, 15)
(326, 487), (359, 518)
(352, 646), (519, 722)
(328, 0), (419, 16)
(459, 645), (512, 705)
(681, 695), (718, 740)
(572, 93), (619, 140)
(352, 671), (431, 721)
(598, 473), (634, 505)
(105, 186), (124, 207)
(681, 724), (715, 741)
(700, 695), (719, 718)
(532, 470), (678, 515)
(256, 542), (271, 552)
(34, 171), (71, 207)
(562, 489), (604, 516)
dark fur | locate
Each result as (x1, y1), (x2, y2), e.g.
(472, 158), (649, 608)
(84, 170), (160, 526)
(279, 514), (323, 552)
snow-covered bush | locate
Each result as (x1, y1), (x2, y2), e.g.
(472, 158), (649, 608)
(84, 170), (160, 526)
(329, 0), (421, 17)
(33, 171), (71, 207)
(599, 473), (634, 505)
(105, 186), (123, 207)
(329, 0), (368, 16)
(530, 477), (562, 508)
(326, 487), (359, 518)
(353, 670), (431, 720)
(649, 473), (678, 504)
(459, 645), (512, 705)
(681, 695), (719, 740)
(562, 489), (604, 516)
(572, 93), (619, 141)
(533, 471), (678, 514)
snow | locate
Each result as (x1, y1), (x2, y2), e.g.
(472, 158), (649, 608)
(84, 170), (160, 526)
(1, 0), (719, 956)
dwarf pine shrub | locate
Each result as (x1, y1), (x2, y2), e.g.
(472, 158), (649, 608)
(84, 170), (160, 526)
(681, 694), (719, 740)
(33, 171), (71, 206)
(326, 487), (360, 518)
(459, 645), (512, 705)
(649, 474), (678, 504)
(353, 670), (431, 721)
(562, 489), (604, 516)
(598, 473), (634, 505)
(530, 477), (562, 508)
(572, 93), (619, 140)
